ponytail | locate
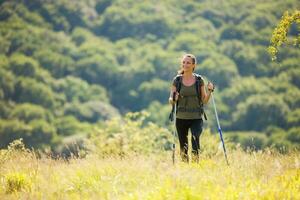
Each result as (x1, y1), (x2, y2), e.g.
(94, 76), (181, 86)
(177, 69), (184, 75)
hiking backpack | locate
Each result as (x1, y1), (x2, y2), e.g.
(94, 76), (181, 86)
(173, 73), (207, 120)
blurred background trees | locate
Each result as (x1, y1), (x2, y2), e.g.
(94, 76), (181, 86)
(0, 0), (299, 152)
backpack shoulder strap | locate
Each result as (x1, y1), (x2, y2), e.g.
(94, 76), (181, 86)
(171, 74), (182, 115)
(193, 73), (208, 120)
(193, 73), (203, 99)
(194, 73), (204, 83)
(173, 74), (183, 93)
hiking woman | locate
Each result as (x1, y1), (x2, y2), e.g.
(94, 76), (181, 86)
(169, 54), (214, 162)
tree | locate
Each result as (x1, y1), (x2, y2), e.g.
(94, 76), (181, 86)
(0, 119), (32, 148)
(268, 10), (300, 60)
(286, 127), (300, 144)
(74, 55), (119, 87)
(0, 68), (15, 100)
(220, 41), (263, 76)
(226, 131), (268, 150)
(33, 49), (75, 78)
(138, 79), (170, 108)
(0, 118), (59, 149)
(14, 78), (55, 109)
(232, 94), (290, 131)
(53, 76), (109, 103)
(96, 2), (176, 40)
(145, 101), (171, 127)
(54, 115), (85, 136)
(9, 103), (54, 124)
(0, 101), (14, 119)
(28, 119), (58, 148)
(199, 53), (239, 89)
(221, 76), (270, 106)
(287, 109), (300, 127)
(9, 53), (39, 77)
(64, 101), (120, 123)
(71, 27), (95, 46)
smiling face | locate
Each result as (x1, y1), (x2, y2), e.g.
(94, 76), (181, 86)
(181, 55), (196, 73)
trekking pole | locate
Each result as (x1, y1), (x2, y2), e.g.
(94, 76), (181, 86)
(211, 92), (229, 165)
(168, 92), (177, 165)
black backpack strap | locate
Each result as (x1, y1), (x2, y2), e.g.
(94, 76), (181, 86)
(174, 75), (182, 93)
(169, 74), (182, 121)
(194, 73), (207, 120)
(174, 74), (182, 112)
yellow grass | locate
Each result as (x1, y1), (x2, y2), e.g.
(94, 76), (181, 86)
(0, 146), (299, 200)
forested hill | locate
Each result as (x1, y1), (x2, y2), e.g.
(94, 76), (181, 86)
(0, 0), (299, 151)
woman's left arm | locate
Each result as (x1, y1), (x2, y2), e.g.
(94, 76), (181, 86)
(200, 82), (214, 104)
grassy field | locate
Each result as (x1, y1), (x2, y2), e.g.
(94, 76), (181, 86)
(0, 140), (299, 200)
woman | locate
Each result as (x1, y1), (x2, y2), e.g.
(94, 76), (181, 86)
(169, 53), (214, 162)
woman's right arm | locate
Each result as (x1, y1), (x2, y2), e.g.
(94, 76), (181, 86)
(169, 85), (178, 104)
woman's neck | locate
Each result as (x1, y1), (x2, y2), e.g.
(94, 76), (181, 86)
(183, 71), (194, 79)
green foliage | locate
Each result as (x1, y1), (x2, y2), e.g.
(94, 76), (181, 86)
(36, 0), (89, 32)
(0, 0), (299, 151)
(268, 59), (296, 77)
(14, 78), (55, 109)
(221, 76), (269, 108)
(220, 25), (247, 40)
(54, 115), (85, 136)
(0, 67), (15, 100)
(266, 126), (292, 152)
(200, 129), (233, 158)
(28, 119), (58, 147)
(0, 118), (58, 149)
(227, 131), (269, 150)
(232, 94), (290, 131)
(244, 12), (276, 31)
(74, 55), (119, 86)
(0, 17), (43, 55)
(9, 103), (54, 123)
(14, 2), (49, 28)
(0, 119), (32, 148)
(168, 33), (215, 54)
(268, 10), (300, 60)
(0, 54), (8, 68)
(283, 88), (300, 111)
(220, 41), (262, 76)
(199, 53), (239, 89)
(71, 27), (96, 46)
(0, 101), (14, 119)
(286, 127), (300, 144)
(64, 101), (120, 123)
(287, 109), (300, 126)
(89, 112), (172, 156)
(5, 172), (31, 194)
(54, 76), (109, 103)
(97, 1), (177, 40)
(9, 53), (39, 77)
(145, 101), (171, 127)
(138, 79), (170, 108)
(33, 49), (75, 78)
(286, 68), (300, 88)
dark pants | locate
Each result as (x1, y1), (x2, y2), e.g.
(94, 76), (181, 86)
(176, 118), (203, 162)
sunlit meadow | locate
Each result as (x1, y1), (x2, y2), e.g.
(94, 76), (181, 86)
(0, 130), (299, 200)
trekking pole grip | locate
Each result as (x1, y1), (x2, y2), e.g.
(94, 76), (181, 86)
(172, 92), (176, 102)
(169, 92), (177, 122)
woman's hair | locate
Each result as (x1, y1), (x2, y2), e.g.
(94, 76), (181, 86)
(177, 54), (197, 74)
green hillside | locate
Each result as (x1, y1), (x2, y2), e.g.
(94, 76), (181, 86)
(0, 0), (299, 152)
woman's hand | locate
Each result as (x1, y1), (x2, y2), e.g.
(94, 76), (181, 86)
(207, 82), (215, 92)
(169, 92), (179, 104)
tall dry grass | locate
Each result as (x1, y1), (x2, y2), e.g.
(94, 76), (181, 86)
(0, 139), (299, 200)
